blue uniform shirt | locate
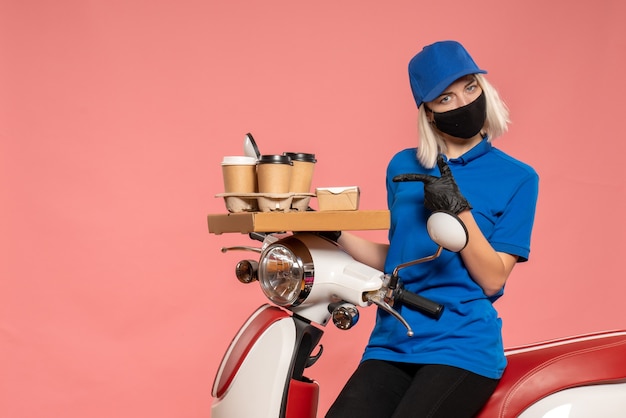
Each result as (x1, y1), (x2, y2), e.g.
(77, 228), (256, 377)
(361, 139), (539, 379)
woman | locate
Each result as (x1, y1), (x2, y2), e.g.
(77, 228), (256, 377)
(325, 40), (539, 417)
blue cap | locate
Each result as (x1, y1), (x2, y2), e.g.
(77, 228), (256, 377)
(408, 41), (487, 108)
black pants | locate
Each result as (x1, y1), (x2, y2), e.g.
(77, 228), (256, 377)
(325, 360), (499, 418)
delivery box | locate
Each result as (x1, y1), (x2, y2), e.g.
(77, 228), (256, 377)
(316, 186), (359, 211)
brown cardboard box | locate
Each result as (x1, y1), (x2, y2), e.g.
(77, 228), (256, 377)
(316, 187), (360, 211)
(207, 210), (389, 234)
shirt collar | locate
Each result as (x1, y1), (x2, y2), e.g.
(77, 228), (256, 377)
(446, 137), (491, 165)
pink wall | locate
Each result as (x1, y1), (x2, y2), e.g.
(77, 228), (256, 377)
(2, 1), (625, 417)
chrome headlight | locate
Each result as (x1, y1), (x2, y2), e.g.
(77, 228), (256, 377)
(258, 237), (313, 307)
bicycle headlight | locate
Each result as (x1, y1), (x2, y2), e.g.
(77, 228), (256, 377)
(258, 237), (313, 307)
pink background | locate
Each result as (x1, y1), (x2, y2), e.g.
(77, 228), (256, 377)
(2, 1), (625, 417)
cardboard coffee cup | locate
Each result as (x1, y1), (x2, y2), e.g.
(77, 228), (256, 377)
(283, 152), (316, 193)
(257, 154), (292, 194)
(221, 156), (257, 193)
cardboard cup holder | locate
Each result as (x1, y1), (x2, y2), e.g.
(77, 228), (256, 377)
(217, 194), (259, 213)
(216, 193), (314, 213)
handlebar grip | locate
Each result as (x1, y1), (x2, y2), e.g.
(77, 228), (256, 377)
(397, 289), (444, 319)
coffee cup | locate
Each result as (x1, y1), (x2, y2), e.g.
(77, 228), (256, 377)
(283, 152), (316, 193)
(256, 154), (293, 194)
(221, 156), (257, 193)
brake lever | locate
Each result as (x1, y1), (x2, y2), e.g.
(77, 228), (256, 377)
(366, 293), (414, 337)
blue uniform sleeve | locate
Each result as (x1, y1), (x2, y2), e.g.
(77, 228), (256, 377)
(490, 171), (539, 262)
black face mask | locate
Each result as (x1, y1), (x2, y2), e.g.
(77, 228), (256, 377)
(429, 91), (487, 139)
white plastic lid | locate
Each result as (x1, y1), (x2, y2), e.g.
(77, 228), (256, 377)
(221, 156), (257, 165)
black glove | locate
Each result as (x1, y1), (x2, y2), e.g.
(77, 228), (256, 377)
(392, 155), (471, 214)
(312, 230), (342, 242)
